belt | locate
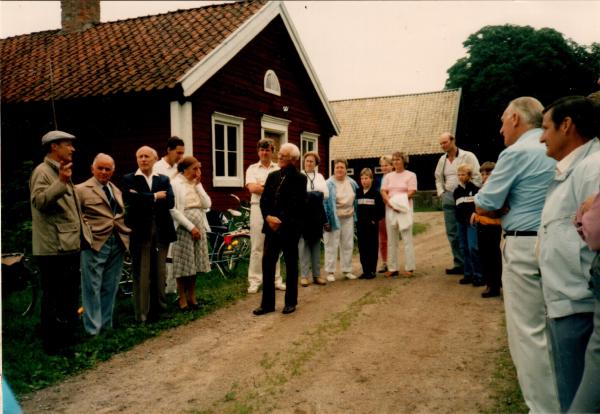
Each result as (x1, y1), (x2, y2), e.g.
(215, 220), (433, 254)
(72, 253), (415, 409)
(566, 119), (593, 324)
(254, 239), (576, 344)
(503, 230), (537, 238)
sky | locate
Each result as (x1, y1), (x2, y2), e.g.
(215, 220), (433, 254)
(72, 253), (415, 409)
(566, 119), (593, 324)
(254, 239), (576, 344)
(1, 1), (599, 100)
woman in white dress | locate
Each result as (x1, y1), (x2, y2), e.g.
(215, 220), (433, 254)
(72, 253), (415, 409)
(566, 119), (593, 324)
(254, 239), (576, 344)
(170, 156), (211, 311)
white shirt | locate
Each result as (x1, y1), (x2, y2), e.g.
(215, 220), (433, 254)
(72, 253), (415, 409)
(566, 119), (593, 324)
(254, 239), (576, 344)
(443, 158), (459, 192)
(245, 161), (279, 204)
(153, 158), (178, 180)
(555, 144), (586, 177)
(135, 169), (159, 190)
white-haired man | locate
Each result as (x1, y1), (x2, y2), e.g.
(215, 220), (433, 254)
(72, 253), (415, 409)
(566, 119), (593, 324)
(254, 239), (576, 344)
(253, 143), (306, 315)
(122, 146), (176, 323)
(474, 97), (559, 413)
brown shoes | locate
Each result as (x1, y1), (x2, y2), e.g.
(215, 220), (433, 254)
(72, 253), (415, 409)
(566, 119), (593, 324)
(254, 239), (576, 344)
(384, 271), (399, 278)
(403, 271), (414, 278)
(313, 277), (327, 285)
(300, 277), (310, 287)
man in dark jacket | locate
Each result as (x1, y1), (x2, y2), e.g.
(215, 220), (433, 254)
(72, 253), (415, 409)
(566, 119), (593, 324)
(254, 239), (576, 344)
(122, 146), (176, 323)
(253, 143), (307, 315)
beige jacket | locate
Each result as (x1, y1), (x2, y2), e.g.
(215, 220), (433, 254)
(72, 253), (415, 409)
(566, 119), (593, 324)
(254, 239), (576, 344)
(76, 177), (131, 252)
(29, 157), (92, 255)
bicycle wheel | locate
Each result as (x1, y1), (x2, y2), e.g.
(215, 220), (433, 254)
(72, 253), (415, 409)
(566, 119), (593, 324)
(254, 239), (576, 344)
(118, 252), (134, 296)
(1, 254), (39, 317)
(216, 234), (251, 276)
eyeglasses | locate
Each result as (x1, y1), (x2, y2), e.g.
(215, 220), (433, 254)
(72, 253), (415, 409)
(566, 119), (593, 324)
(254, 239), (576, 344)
(278, 153), (291, 160)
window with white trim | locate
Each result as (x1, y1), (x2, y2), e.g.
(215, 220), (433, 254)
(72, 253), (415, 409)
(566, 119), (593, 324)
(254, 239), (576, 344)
(211, 112), (245, 187)
(300, 132), (319, 161)
(264, 70), (281, 96)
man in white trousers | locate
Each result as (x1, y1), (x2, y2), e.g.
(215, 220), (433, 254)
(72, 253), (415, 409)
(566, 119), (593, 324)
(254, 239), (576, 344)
(474, 96), (559, 413)
(245, 139), (285, 293)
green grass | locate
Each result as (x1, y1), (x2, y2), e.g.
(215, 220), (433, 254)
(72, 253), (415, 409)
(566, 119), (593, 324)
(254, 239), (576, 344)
(1, 265), (249, 397)
(486, 329), (528, 413)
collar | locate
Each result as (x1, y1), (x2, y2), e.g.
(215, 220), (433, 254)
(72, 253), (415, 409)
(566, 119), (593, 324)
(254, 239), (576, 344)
(258, 161), (277, 169)
(556, 144), (586, 177)
(135, 169), (159, 178)
(93, 177), (110, 188)
(44, 156), (61, 170)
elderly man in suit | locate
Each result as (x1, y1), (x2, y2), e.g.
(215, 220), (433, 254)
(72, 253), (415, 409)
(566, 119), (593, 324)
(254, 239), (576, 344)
(122, 146), (176, 323)
(77, 153), (130, 335)
(253, 143), (307, 316)
(30, 130), (92, 355)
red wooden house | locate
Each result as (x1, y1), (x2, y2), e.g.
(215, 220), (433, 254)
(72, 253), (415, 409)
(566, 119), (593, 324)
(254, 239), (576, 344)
(0, 0), (339, 210)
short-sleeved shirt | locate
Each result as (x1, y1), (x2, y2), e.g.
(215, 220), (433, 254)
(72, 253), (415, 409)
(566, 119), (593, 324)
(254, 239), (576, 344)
(474, 128), (555, 231)
(245, 161), (279, 204)
(382, 170), (418, 207)
(153, 158), (178, 180)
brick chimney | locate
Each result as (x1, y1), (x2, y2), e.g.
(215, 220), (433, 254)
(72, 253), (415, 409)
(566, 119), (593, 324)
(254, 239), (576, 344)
(61, 0), (100, 33)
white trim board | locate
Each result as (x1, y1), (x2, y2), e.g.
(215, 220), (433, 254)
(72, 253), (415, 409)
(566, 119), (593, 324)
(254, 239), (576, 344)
(177, 1), (340, 135)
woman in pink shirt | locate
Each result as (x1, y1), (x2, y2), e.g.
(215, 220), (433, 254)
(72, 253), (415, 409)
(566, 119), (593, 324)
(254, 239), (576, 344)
(380, 151), (417, 278)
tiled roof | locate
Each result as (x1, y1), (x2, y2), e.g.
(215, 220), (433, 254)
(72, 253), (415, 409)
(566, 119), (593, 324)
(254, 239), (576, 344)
(330, 89), (461, 159)
(0, 0), (267, 103)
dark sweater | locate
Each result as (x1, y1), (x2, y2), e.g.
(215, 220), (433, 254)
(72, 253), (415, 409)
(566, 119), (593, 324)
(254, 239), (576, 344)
(453, 181), (480, 225)
(356, 186), (385, 225)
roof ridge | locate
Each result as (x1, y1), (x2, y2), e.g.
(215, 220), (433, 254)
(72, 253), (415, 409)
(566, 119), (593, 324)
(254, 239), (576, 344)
(330, 88), (460, 103)
(101, 0), (256, 27)
(0, 0), (261, 40)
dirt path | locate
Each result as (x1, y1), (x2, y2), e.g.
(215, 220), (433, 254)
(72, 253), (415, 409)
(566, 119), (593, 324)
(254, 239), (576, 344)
(21, 212), (507, 413)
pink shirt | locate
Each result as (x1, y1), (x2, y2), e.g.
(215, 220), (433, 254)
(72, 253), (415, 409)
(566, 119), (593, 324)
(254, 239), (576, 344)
(576, 192), (600, 251)
(382, 170), (417, 207)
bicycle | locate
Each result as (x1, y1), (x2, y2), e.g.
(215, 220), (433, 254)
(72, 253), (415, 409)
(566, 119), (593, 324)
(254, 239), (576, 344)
(1, 253), (40, 316)
(206, 194), (251, 276)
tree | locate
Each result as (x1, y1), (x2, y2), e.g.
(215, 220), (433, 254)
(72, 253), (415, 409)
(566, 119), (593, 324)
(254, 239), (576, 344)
(446, 25), (600, 162)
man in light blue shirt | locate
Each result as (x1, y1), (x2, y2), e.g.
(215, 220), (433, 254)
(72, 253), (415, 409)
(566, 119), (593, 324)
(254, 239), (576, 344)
(538, 96), (600, 412)
(475, 96), (559, 413)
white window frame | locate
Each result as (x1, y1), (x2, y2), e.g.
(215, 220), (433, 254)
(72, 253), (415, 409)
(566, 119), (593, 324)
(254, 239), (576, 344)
(261, 114), (290, 143)
(300, 132), (319, 165)
(263, 69), (281, 96)
(211, 112), (245, 187)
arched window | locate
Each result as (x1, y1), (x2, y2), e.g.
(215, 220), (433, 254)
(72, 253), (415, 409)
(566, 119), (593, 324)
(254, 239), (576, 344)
(264, 70), (281, 96)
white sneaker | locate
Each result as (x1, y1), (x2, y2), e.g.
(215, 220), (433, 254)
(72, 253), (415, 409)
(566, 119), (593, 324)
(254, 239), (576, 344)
(247, 285), (259, 294)
(344, 272), (358, 280)
(275, 283), (287, 291)
(326, 273), (336, 282)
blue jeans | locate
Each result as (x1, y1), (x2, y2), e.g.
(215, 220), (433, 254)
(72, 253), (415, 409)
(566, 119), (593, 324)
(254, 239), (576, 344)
(549, 312), (594, 412)
(81, 234), (125, 335)
(457, 221), (481, 279)
(442, 192), (464, 268)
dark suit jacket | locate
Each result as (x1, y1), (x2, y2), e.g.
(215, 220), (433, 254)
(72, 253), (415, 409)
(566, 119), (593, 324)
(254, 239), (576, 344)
(121, 172), (176, 245)
(260, 165), (307, 237)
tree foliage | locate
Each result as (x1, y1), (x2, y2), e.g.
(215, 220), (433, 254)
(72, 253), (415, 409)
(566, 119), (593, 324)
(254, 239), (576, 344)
(446, 25), (600, 161)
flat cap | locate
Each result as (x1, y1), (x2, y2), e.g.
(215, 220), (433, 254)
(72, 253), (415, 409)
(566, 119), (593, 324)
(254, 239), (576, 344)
(41, 130), (76, 145)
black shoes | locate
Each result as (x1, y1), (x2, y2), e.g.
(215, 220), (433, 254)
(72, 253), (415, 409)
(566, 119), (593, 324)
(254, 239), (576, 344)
(253, 306), (296, 315)
(459, 276), (473, 285)
(481, 288), (501, 298)
(359, 273), (376, 279)
(282, 305), (296, 314)
(446, 267), (464, 275)
(253, 307), (274, 316)
(472, 279), (486, 287)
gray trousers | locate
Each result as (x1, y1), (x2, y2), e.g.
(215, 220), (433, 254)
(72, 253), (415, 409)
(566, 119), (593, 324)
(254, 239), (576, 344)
(568, 298), (600, 412)
(442, 191), (464, 268)
(299, 237), (321, 278)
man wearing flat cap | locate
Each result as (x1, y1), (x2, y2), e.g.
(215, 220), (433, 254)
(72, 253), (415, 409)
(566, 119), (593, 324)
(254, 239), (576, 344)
(30, 130), (92, 355)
